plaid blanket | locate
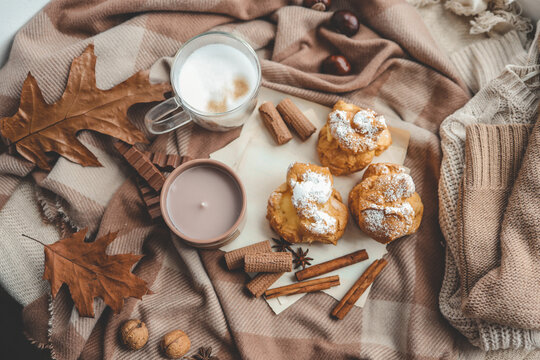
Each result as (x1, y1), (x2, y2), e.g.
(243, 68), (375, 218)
(0, 0), (488, 359)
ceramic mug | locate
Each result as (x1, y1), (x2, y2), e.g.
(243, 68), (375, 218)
(145, 31), (262, 134)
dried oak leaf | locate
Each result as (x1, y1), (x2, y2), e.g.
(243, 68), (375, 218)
(43, 228), (149, 317)
(0, 44), (170, 170)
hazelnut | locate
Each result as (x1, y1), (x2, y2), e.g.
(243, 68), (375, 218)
(303, 0), (331, 11)
(330, 10), (360, 37)
(321, 55), (352, 75)
(161, 329), (191, 359)
(120, 319), (148, 350)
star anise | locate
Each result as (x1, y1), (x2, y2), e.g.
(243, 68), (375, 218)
(292, 247), (313, 269)
(272, 237), (292, 253)
(185, 346), (219, 360)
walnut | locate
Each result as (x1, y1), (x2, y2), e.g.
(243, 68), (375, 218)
(161, 329), (191, 359)
(120, 319), (148, 350)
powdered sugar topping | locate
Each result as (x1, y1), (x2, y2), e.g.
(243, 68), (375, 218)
(328, 108), (387, 152)
(367, 173), (415, 203)
(353, 110), (378, 137)
(328, 110), (356, 150)
(362, 202), (414, 238)
(289, 167), (336, 235)
(381, 173), (415, 202)
(375, 115), (386, 126)
(289, 170), (332, 206)
(302, 206), (337, 235)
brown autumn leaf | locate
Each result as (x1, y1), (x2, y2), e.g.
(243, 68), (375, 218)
(37, 229), (149, 317)
(0, 44), (171, 170)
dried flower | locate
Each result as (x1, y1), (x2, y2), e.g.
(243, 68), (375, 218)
(272, 237), (292, 253)
(292, 247), (313, 269)
(186, 346), (219, 360)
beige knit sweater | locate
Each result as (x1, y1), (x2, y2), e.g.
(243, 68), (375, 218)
(461, 122), (539, 330)
(439, 25), (540, 350)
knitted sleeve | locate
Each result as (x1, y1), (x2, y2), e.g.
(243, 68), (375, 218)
(438, 27), (540, 350)
(463, 115), (540, 330)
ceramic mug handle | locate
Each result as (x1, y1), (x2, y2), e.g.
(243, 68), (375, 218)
(145, 97), (192, 134)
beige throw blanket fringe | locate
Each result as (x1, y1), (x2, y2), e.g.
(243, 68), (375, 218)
(2, 0), (520, 359)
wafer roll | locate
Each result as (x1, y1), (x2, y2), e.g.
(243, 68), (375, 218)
(244, 252), (292, 273)
(224, 240), (272, 270)
(276, 98), (316, 140)
(246, 272), (284, 297)
(259, 102), (293, 145)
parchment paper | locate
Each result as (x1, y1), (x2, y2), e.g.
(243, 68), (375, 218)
(211, 87), (409, 314)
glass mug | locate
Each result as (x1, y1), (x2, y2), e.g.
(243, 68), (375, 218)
(145, 31), (262, 134)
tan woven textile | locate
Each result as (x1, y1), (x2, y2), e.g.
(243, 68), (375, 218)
(460, 124), (533, 296)
(0, 0), (509, 359)
(460, 118), (540, 329)
(439, 26), (540, 351)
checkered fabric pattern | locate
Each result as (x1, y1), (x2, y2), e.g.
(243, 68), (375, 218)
(0, 0), (503, 359)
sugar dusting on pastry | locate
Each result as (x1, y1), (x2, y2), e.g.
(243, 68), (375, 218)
(267, 162), (348, 244)
(375, 173), (415, 202)
(302, 206), (337, 234)
(352, 110), (378, 136)
(365, 162), (394, 175)
(289, 170), (332, 206)
(328, 107), (387, 153)
(362, 203), (414, 239)
(288, 166), (336, 235)
(349, 162), (423, 244)
(362, 170), (416, 236)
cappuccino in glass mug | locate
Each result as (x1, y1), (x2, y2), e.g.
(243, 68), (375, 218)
(145, 31), (261, 134)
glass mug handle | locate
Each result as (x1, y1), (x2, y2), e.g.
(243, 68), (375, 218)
(145, 97), (193, 135)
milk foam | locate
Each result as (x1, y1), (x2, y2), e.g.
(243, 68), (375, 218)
(177, 44), (257, 113)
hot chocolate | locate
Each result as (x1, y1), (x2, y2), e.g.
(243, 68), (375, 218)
(177, 43), (258, 114)
(165, 165), (243, 240)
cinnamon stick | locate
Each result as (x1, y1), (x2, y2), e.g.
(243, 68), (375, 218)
(244, 252), (292, 273)
(276, 98), (316, 140)
(258, 102), (293, 145)
(246, 272), (284, 297)
(331, 259), (388, 320)
(224, 241), (272, 270)
(295, 249), (368, 281)
(264, 275), (340, 299)
(114, 141), (165, 191)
